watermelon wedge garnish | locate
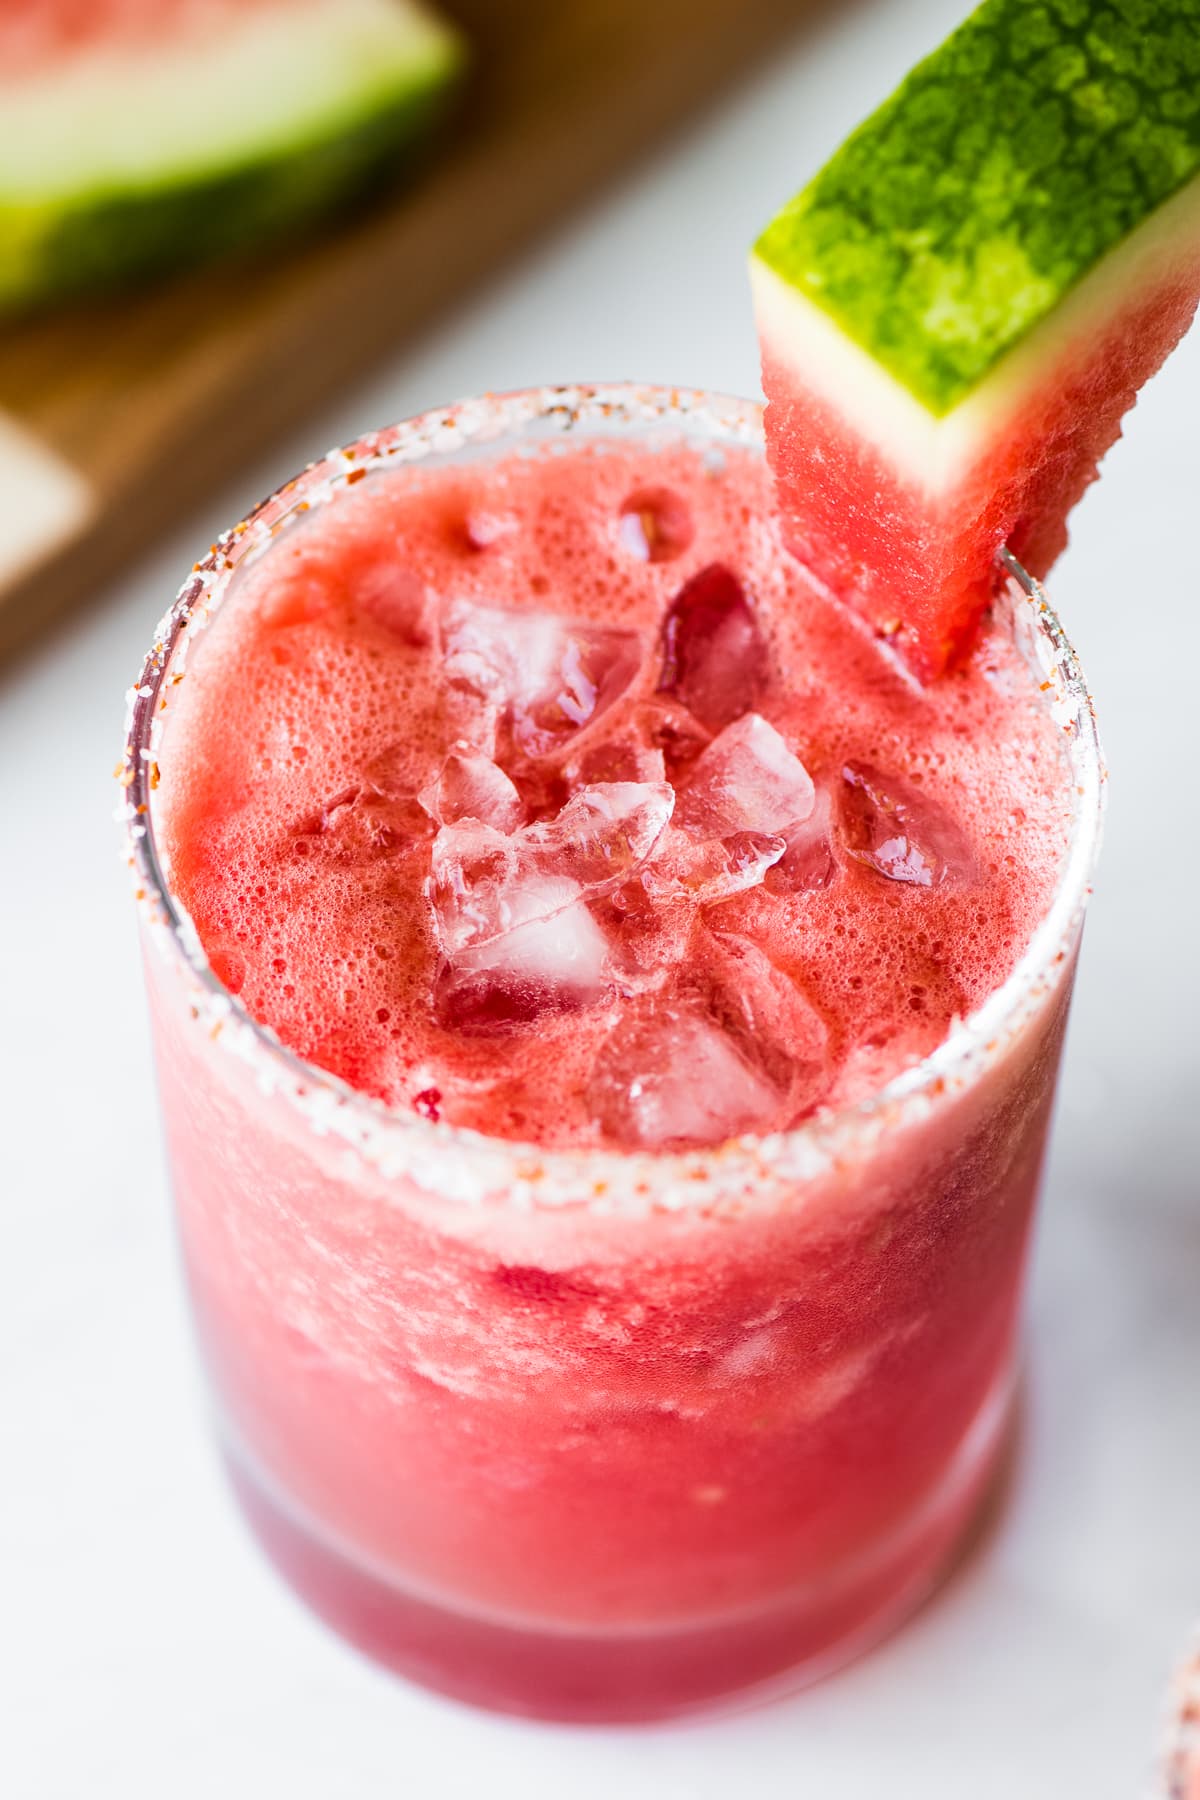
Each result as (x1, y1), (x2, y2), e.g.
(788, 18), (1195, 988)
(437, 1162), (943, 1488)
(0, 0), (463, 315)
(751, 0), (1200, 678)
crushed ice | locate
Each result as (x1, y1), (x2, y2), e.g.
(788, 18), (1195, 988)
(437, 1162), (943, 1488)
(407, 556), (977, 1138)
(840, 762), (976, 888)
(676, 713), (815, 839)
(441, 599), (643, 758)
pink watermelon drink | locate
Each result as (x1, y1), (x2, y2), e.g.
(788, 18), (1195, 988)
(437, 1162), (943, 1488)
(1163, 1644), (1200, 1800)
(123, 385), (1102, 1720)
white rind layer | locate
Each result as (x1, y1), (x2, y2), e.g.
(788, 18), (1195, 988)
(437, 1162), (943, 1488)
(0, 0), (457, 201)
(751, 174), (1200, 497)
(0, 411), (92, 586)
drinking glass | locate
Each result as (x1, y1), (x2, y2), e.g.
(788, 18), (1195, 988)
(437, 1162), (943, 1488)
(121, 384), (1104, 1721)
(1162, 1641), (1200, 1799)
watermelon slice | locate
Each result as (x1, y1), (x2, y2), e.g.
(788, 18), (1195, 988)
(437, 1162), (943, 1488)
(0, 0), (464, 314)
(751, 0), (1200, 678)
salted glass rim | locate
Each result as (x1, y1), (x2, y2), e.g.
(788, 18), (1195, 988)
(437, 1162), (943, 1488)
(120, 381), (1105, 1214)
(1161, 1638), (1200, 1798)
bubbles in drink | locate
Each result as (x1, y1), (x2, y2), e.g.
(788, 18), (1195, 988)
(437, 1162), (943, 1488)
(657, 563), (769, 730)
(294, 783), (417, 863)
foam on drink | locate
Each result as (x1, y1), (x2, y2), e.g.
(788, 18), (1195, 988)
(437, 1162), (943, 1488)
(156, 440), (1069, 1149)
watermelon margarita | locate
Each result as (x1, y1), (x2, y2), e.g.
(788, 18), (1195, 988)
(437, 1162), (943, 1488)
(123, 386), (1102, 1720)
(1163, 1644), (1200, 1800)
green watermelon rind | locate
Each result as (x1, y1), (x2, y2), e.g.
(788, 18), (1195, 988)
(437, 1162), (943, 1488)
(0, 7), (463, 314)
(754, 0), (1200, 418)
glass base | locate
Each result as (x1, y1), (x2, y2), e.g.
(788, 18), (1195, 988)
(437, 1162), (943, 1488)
(220, 1367), (1016, 1724)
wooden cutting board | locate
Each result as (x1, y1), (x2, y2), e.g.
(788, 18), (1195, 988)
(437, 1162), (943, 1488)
(0, 0), (819, 665)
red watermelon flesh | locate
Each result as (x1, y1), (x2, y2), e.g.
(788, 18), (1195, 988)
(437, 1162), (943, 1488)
(757, 241), (1200, 679)
(751, 0), (1200, 680)
(0, 0), (292, 74)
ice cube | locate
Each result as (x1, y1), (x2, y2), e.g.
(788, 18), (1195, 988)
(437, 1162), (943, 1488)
(764, 784), (838, 895)
(702, 930), (829, 1110)
(600, 877), (698, 987)
(359, 740), (434, 836)
(677, 713), (815, 840)
(587, 1000), (788, 1149)
(630, 698), (713, 774)
(419, 747), (524, 833)
(434, 883), (613, 1034)
(441, 599), (510, 698)
(520, 781), (674, 893)
(428, 781), (672, 959)
(362, 740), (426, 802)
(317, 784), (361, 826)
(564, 732), (667, 788)
(617, 487), (694, 563)
(426, 778), (672, 1037)
(260, 571), (331, 630)
(427, 819), (528, 957)
(657, 563), (769, 731)
(642, 825), (786, 906)
(435, 686), (501, 762)
(840, 763), (977, 887)
(441, 599), (643, 759)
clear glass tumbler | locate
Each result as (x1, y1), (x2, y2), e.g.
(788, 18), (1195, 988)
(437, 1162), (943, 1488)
(1162, 1640), (1200, 1799)
(121, 385), (1104, 1722)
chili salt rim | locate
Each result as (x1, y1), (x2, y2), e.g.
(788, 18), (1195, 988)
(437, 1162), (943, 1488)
(1160, 1640), (1200, 1799)
(117, 381), (1105, 1216)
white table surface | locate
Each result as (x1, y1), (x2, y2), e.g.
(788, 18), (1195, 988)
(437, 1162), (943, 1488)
(3, 2), (1198, 1794)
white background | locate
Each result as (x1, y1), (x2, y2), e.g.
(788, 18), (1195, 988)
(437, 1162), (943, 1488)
(3, 2), (1198, 1794)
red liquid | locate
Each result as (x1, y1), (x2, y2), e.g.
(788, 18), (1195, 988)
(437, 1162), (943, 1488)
(159, 442), (1065, 1141)
(145, 424), (1079, 1718)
